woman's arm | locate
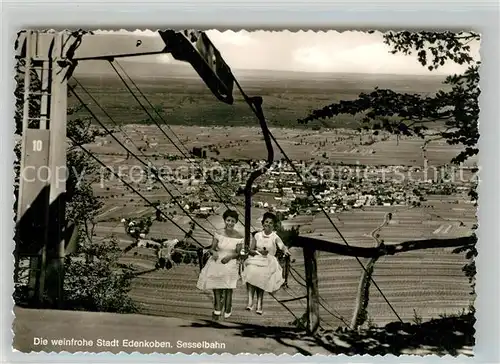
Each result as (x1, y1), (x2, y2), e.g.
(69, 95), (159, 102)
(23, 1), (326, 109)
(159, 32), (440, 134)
(248, 235), (259, 256)
(209, 235), (219, 258)
(235, 242), (243, 256)
(275, 235), (290, 256)
(221, 241), (243, 264)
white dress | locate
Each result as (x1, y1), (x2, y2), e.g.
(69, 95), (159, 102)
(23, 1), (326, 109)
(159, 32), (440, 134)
(241, 231), (285, 293)
(196, 233), (243, 290)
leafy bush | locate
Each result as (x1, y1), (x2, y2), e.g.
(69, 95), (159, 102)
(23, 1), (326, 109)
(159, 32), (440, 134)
(63, 237), (138, 313)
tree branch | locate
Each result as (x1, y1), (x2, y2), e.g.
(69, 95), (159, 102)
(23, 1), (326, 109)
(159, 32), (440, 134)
(290, 235), (474, 258)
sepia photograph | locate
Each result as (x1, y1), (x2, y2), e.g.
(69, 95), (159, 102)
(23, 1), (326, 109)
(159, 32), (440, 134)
(12, 28), (480, 356)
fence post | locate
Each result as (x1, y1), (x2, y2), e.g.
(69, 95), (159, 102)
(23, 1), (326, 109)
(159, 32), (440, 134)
(350, 256), (380, 330)
(303, 246), (320, 334)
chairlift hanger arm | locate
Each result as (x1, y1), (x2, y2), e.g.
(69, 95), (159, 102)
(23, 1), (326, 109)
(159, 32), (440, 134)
(244, 97), (274, 191)
(243, 96), (274, 247)
(15, 29), (235, 105)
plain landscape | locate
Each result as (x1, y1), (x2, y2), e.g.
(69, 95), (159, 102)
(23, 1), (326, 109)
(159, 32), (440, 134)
(72, 66), (476, 329)
(13, 57), (477, 356)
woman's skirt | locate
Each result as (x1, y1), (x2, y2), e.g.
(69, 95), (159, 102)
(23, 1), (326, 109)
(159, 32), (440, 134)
(241, 255), (285, 293)
(196, 257), (239, 290)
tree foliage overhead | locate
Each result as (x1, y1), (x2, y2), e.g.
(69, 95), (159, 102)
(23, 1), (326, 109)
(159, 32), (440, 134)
(298, 30), (480, 308)
(299, 31), (480, 165)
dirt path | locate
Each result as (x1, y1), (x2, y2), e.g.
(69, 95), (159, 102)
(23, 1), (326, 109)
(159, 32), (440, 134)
(370, 212), (390, 243)
(12, 307), (332, 355)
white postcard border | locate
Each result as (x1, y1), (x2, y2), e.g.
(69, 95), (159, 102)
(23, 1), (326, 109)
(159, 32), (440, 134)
(1, 1), (498, 363)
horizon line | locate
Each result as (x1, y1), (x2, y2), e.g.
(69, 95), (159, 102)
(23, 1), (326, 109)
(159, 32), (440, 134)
(74, 65), (447, 78)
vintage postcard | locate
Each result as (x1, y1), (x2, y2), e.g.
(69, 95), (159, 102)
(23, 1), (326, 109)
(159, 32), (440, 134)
(12, 28), (479, 356)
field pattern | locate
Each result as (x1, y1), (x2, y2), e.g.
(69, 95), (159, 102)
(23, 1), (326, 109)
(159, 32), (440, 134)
(87, 124), (477, 168)
(83, 71), (476, 330)
(93, 188), (476, 328)
(72, 69), (449, 130)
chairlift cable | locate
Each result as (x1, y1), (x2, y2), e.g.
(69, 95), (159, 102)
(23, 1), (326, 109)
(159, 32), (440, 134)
(113, 60), (192, 157)
(69, 86), (215, 237)
(68, 135), (206, 249)
(288, 267), (349, 326)
(266, 129), (403, 323)
(230, 76), (404, 324)
(71, 77), (193, 211)
(111, 59), (253, 229)
(109, 60), (258, 232)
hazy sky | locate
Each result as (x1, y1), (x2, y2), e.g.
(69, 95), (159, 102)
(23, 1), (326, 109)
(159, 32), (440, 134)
(98, 29), (480, 75)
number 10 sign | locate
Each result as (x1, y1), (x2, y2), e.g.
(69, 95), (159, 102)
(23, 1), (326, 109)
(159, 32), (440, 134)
(17, 129), (51, 221)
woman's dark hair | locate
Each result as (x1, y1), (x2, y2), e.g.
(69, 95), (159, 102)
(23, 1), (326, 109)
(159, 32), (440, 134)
(261, 212), (277, 225)
(223, 209), (239, 221)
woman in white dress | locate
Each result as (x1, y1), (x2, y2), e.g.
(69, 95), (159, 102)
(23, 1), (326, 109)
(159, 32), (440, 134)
(241, 212), (290, 315)
(197, 209), (243, 318)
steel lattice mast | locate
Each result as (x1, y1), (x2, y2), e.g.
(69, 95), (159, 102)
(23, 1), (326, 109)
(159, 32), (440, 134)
(14, 29), (254, 307)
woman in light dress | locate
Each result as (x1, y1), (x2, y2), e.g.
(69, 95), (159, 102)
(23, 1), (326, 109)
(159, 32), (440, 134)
(241, 212), (290, 315)
(197, 209), (243, 319)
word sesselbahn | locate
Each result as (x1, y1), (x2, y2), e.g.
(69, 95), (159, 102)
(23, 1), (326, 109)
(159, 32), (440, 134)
(33, 337), (226, 349)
